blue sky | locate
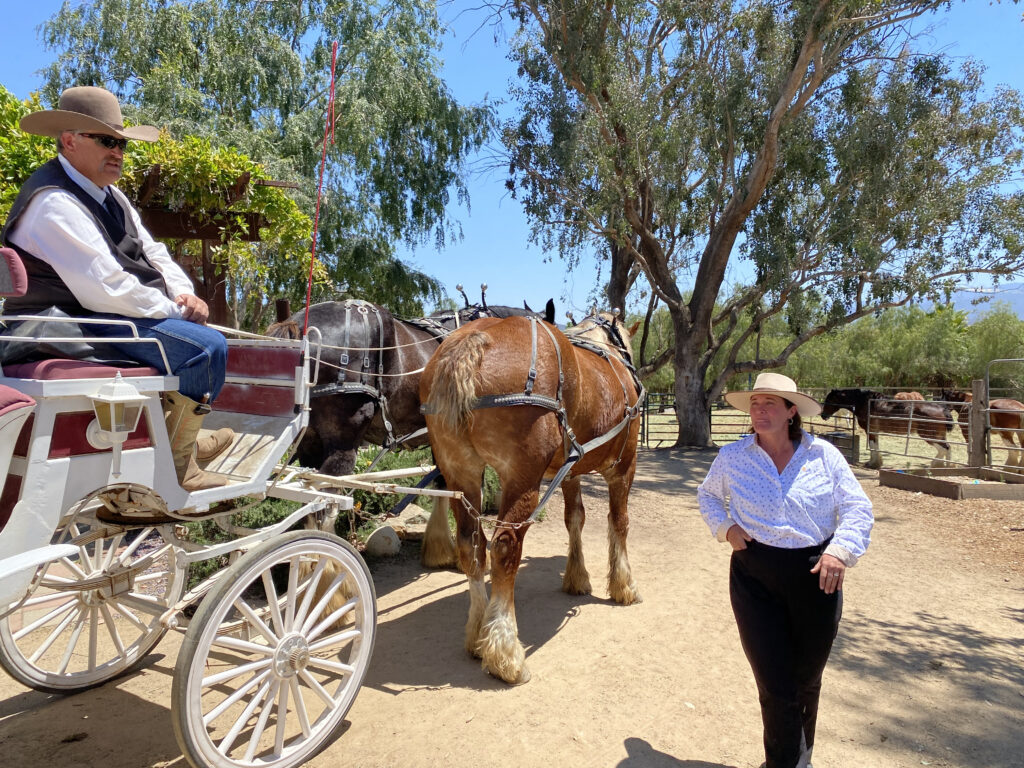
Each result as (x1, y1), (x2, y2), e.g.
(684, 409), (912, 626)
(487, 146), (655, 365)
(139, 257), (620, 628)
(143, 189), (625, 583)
(4, 1), (1023, 315)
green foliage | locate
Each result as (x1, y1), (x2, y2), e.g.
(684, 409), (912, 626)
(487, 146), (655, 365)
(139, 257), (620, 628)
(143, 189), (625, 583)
(182, 497), (301, 588)
(37, 0), (492, 314)
(505, 2), (1024, 445)
(0, 89), (55, 220)
(350, 445), (435, 519)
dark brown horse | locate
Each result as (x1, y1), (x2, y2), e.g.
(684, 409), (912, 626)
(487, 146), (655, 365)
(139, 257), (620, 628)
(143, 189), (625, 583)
(267, 299), (555, 478)
(420, 312), (643, 684)
(939, 390), (1024, 468)
(821, 389), (953, 469)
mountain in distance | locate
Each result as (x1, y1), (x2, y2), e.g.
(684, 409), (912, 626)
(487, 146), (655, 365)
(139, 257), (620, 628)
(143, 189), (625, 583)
(941, 282), (1024, 320)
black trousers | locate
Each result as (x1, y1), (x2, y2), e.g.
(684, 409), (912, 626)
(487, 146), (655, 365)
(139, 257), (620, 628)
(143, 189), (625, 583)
(730, 539), (842, 768)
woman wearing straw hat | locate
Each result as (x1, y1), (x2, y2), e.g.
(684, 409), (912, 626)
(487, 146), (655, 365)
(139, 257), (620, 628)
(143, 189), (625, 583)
(697, 372), (873, 768)
(1, 86), (232, 491)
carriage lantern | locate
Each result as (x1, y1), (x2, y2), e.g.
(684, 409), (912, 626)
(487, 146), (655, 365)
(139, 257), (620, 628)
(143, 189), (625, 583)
(86, 372), (149, 476)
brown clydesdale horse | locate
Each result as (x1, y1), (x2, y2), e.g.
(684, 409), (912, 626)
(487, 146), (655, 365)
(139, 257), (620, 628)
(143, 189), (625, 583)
(420, 312), (643, 684)
(939, 390), (1024, 468)
(821, 389), (953, 469)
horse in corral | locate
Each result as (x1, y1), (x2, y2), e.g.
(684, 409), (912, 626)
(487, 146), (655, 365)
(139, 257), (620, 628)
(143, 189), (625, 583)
(821, 389), (953, 469)
(894, 391), (925, 401)
(419, 312), (644, 684)
(266, 298), (555, 477)
(939, 389), (1024, 468)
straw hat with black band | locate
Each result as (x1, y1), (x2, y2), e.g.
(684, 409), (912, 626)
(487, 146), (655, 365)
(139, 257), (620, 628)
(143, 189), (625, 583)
(724, 372), (822, 418)
(20, 86), (159, 142)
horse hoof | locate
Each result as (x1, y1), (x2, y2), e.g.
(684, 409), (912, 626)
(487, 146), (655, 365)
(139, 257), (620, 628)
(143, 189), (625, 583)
(485, 663), (531, 686)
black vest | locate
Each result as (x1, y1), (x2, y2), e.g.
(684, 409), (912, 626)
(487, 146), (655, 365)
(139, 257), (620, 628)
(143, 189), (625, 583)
(1, 158), (171, 316)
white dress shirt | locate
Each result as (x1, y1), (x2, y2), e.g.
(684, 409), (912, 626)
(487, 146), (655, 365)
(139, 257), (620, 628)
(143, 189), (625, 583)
(698, 431), (873, 566)
(6, 155), (193, 319)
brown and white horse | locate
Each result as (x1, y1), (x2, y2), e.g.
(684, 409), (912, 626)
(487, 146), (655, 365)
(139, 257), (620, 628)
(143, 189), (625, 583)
(821, 389), (953, 469)
(420, 313), (643, 684)
(939, 390), (1024, 468)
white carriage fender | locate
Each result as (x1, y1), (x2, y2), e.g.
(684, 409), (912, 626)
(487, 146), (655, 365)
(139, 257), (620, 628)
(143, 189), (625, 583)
(0, 499), (83, 609)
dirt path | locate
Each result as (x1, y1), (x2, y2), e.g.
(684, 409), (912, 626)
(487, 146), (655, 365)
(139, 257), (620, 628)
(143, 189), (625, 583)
(1, 449), (1021, 768)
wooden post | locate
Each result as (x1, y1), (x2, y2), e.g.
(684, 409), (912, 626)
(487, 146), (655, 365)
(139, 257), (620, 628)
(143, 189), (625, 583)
(968, 379), (987, 467)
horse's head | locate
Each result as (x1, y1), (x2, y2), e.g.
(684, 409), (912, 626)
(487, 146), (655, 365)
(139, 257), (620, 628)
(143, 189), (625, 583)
(569, 310), (638, 366)
(821, 388), (854, 419)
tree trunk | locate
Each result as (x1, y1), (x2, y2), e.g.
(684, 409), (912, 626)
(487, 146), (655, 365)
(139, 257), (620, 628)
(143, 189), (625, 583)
(672, 331), (714, 447)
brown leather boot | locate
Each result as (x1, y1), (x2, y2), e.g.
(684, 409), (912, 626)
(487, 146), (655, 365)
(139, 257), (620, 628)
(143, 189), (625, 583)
(162, 392), (227, 491)
(196, 427), (235, 462)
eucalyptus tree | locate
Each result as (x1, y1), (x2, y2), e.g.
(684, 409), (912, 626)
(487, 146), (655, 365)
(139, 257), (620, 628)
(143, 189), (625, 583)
(503, 1), (1024, 445)
(39, 0), (491, 315)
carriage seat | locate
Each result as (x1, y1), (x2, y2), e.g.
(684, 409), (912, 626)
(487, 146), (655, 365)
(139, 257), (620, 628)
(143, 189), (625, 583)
(0, 385), (36, 533)
(0, 247), (160, 381)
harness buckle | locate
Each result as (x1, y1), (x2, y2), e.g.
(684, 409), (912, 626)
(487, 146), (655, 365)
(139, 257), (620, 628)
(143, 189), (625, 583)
(340, 353), (349, 365)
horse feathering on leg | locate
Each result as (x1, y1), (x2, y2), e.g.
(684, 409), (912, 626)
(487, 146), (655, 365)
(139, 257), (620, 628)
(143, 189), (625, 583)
(421, 314), (642, 684)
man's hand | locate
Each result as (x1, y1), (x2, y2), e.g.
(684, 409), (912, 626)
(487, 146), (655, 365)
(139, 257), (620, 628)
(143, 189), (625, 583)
(176, 294), (209, 325)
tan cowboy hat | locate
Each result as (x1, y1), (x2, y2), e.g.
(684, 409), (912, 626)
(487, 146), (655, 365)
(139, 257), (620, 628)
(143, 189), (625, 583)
(20, 86), (159, 142)
(724, 372), (822, 418)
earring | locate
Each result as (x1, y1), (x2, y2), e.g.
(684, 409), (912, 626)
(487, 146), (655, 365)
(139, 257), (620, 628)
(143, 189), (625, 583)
(788, 417), (794, 425)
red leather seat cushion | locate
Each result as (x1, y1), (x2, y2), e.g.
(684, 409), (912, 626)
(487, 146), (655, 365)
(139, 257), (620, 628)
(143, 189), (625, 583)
(4, 359), (160, 380)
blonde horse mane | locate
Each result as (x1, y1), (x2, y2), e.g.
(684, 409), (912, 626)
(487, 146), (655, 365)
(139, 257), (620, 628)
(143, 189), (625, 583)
(428, 330), (490, 429)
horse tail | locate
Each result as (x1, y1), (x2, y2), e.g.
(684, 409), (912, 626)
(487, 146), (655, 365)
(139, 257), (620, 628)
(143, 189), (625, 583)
(429, 330), (490, 430)
(266, 319), (301, 339)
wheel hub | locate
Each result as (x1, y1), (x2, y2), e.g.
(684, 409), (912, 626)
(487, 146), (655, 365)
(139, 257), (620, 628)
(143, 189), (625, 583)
(273, 633), (310, 678)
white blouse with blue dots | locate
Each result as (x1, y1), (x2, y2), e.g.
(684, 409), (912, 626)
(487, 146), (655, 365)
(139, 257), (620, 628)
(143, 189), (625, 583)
(697, 431), (874, 566)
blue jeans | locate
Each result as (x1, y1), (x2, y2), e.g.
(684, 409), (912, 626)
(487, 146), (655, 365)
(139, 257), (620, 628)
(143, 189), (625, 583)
(85, 315), (227, 402)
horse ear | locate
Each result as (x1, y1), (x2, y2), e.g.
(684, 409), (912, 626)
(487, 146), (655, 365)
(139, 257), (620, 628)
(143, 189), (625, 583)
(628, 320), (640, 335)
(545, 298), (555, 324)
(523, 301), (533, 312)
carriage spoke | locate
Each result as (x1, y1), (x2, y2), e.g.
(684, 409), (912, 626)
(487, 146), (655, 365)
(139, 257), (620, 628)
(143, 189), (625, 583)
(56, 610), (88, 674)
(308, 627), (360, 654)
(299, 573), (347, 635)
(107, 597), (150, 634)
(100, 534), (125, 571)
(13, 597), (76, 640)
(232, 597), (279, 645)
(307, 598), (358, 643)
(88, 606), (99, 671)
(58, 554), (90, 581)
(115, 528), (157, 562)
(242, 677), (280, 763)
(303, 656), (355, 677)
(298, 668), (339, 709)
(216, 676), (276, 757)
(209, 634), (275, 657)
(99, 603), (127, 660)
(203, 668), (272, 726)
(26, 604), (78, 660)
(283, 555), (301, 632)
(273, 676), (291, 757)
(292, 558), (328, 629)
(289, 676), (312, 738)
(261, 570), (285, 636)
(202, 656), (274, 689)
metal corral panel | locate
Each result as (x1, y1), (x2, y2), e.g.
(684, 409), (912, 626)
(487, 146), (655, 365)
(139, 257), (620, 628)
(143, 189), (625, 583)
(819, 430), (859, 463)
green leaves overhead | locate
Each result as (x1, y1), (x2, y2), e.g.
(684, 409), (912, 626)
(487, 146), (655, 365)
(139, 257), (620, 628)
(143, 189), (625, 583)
(38, 0), (491, 314)
(506, 1), (1024, 446)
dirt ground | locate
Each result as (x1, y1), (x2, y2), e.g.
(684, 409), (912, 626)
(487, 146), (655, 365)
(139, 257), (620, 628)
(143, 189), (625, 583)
(1, 448), (1022, 768)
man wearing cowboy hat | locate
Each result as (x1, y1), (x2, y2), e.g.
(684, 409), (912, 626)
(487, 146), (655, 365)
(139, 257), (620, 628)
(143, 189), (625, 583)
(1, 85), (232, 491)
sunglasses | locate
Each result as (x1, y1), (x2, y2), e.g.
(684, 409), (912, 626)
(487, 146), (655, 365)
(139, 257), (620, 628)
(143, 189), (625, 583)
(79, 133), (129, 151)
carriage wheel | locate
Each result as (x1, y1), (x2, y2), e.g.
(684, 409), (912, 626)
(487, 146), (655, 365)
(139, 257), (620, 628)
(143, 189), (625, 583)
(171, 531), (376, 768)
(0, 522), (185, 693)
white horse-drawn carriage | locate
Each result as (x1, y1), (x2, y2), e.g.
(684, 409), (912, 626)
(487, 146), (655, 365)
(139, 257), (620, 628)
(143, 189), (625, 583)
(0, 246), (413, 768)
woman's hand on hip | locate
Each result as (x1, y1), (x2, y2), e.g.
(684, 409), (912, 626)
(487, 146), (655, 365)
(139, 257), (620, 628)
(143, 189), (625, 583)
(811, 553), (846, 594)
(726, 524), (752, 551)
